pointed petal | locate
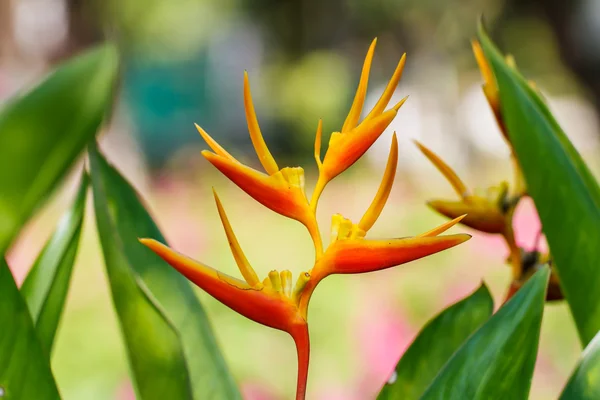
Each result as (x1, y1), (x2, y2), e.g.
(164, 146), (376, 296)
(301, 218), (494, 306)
(417, 214), (467, 237)
(212, 189), (261, 287)
(358, 132), (398, 232)
(314, 119), (323, 169)
(427, 199), (506, 234)
(202, 151), (310, 223)
(414, 140), (470, 198)
(342, 38), (377, 133)
(471, 40), (494, 88)
(322, 107), (397, 181)
(365, 53), (406, 121)
(139, 239), (299, 331)
(244, 71), (279, 175)
(392, 96), (408, 112)
(195, 123), (237, 162)
(322, 234), (471, 275)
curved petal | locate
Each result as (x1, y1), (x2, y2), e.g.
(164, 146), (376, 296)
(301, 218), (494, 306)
(139, 239), (299, 331)
(322, 106), (400, 181)
(202, 151), (311, 223)
(244, 72), (279, 175)
(342, 38), (377, 133)
(427, 199), (506, 234)
(358, 132), (398, 232)
(321, 234), (471, 275)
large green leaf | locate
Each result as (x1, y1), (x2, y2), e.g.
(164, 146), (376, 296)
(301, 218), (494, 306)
(0, 44), (118, 254)
(478, 24), (600, 345)
(0, 259), (60, 399)
(377, 284), (493, 400)
(560, 331), (600, 399)
(421, 267), (549, 400)
(88, 144), (240, 400)
(20, 173), (88, 355)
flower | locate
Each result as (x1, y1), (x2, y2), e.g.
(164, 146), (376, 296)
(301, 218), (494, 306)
(140, 190), (311, 400)
(310, 38), (408, 210)
(298, 134), (471, 315)
(140, 40), (472, 399)
(413, 139), (525, 279)
(196, 72), (323, 256)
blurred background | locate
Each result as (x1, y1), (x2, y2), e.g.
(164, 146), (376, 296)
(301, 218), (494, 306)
(2, 0), (599, 398)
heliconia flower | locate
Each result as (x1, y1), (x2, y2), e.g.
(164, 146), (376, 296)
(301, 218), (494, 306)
(298, 134), (471, 315)
(140, 190), (311, 400)
(472, 40), (529, 197)
(414, 139), (526, 279)
(310, 39), (408, 210)
(196, 72), (323, 256)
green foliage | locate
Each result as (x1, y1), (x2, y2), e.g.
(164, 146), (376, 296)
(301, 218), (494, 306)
(0, 259), (60, 400)
(88, 144), (240, 400)
(21, 174), (88, 355)
(478, 23), (600, 346)
(420, 267), (549, 400)
(560, 330), (600, 399)
(378, 284), (493, 400)
(0, 44), (118, 254)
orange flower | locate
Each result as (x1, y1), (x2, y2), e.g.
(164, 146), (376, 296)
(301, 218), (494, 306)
(141, 40), (473, 398)
(414, 140), (525, 278)
(310, 39), (408, 210)
(196, 72), (322, 256)
(140, 191), (311, 400)
(298, 134), (471, 315)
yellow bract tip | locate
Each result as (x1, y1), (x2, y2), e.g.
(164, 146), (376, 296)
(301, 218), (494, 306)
(314, 119), (323, 169)
(471, 39), (494, 88)
(393, 95), (409, 112)
(417, 214), (468, 238)
(414, 140), (470, 199)
(213, 189), (261, 287)
(243, 72), (279, 175)
(195, 123), (236, 161)
(366, 53), (406, 121)
(358, 132), (399, 232)
(341, 39), (377, 133)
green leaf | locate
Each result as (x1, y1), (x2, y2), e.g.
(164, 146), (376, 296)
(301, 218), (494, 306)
(421, 267), (549, 400)
(0, 259), (60, 399)
(0, 44), (118, 254)
(88, 144), (240, 400)
(560, 331), (600, 399)
(377, 284), (493, 400)
(20, 173), (88, 355)
(478, 23), (600, 345)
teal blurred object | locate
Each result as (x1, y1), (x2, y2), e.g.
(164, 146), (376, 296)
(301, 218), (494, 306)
(122, 51), (216, 169)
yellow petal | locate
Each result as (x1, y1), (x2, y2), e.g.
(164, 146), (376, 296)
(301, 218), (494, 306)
(427, 199), (506, 234)
(342, 38), (377, 133)
(314, 119), (323, 169)
(280, 270), (293, 298)
(417, 215), (467, 237)
(195, 123), (237, 162)
(365, 53), (406, 121)
(358, 132), (398, 232)
(243, 71), (279, 175)
(269, 270), (282, 292)
(414, 140), (470, 198)
(292, 271), (310, 304)
(471, 40), (494, 88)
(213, 189), (261, 287)
(392, 96), (409, 112)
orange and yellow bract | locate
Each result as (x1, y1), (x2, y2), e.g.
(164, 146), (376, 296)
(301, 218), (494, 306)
(140, 39), (470, 400)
